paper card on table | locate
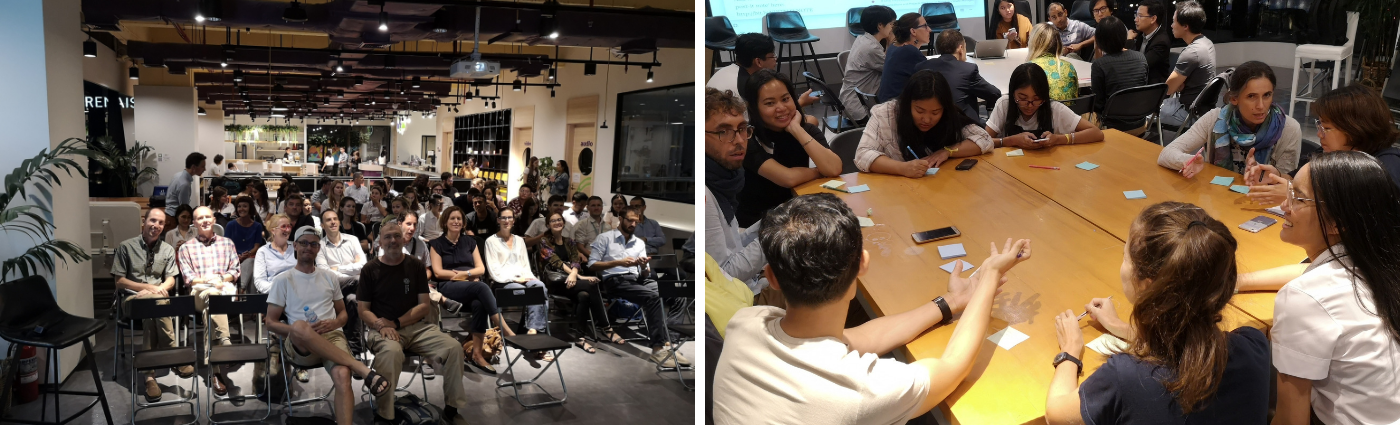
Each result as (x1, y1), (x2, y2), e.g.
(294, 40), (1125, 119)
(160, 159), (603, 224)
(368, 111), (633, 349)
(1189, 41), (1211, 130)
(926, 168), (940, 176)
(937, 243), (967, 260)
(1075, 162), (1099, 170)
(988, 327), (1030, 350)
(1087, 333), (1131, 356)
(1006, 149), (1025, 157)
(857, 217), (874, 227)
(1211, 176), (1235, 186)
(847, 184), (870, 193)
(820, 180), (846, 190)
(1123, 190), (1147, 200)
(940, 260), (976, 273)
(1230, 185), (1251, 194)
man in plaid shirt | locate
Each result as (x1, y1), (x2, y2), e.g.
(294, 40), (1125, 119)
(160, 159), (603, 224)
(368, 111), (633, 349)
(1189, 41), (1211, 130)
(176, 205), (241, 396)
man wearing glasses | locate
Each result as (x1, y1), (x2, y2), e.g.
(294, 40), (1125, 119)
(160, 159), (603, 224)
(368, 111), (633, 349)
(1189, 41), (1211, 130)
(113, 208), (187, 402)
(704, 87), (775, 306)
(705, 33), (818, 121)
(1130, 0), (1171, 84)
(589, 206), (690, 368)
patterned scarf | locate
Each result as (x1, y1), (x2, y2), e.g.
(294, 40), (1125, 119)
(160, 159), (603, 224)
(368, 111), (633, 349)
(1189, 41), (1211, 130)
(1209, 104), (1285, 173)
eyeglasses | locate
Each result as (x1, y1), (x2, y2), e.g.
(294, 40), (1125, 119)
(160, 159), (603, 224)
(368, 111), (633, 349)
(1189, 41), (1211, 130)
(279, 224), (293, 229)
(1014, 97), (1045, 107)
(295, 241), (320, 248)
(705, 125), (754, 142)
(549, 219), (565, 224)
(1134, 12), (1152, 18)
(1287, 181), (1320, 206)
(914, 24), (930, 30)
(1313, 118), (1335, 136)
(1093, 6), (1111, 13)
(498, 216), (515, 221)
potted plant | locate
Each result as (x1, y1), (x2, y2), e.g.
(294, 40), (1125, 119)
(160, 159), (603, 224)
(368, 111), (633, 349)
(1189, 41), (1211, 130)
(1, 138), (96, 277)
(87, 137), (158, 197)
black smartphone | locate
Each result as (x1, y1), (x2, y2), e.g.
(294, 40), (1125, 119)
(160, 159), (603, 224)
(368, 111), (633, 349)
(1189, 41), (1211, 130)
(955, 159), (978, 171)
(912, 226), (961, 244)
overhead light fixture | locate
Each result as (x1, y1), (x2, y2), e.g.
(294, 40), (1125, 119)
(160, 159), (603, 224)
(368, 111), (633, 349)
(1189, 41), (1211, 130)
(282, 0), (308, 22)
(198, 0), (222, 22)
(431, 9), (450, 33)
(83, 36), (97, 58)
(384, 55), (395, 69)
(355, 77), (364, 86)
(550, 87), (555, 98)
(233, 69), (243, 82)
(220, 57), (228, 67)
(512, 79), (522, 91)
(646, 69), (653, 83)
(337, 90), (344, 98)
(198, 106), (207, 115)
(584, 62), (597, 76)
(129, 66), (139, 80)
(378, 5), (389, 32)
(548, 66), (556, 80)
(540, 16), (558, 39)
(599, 119), (608, 129)
(272, 101), (288, 111)
(412, 76), (420, 88)
(335, 61), (344, 73)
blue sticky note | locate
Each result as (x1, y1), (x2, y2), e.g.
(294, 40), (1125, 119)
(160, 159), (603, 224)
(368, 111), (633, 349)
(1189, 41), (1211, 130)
(926, 168), (940, 176)
(1211, 176), (1234, 186)
(847, 184), (870, 193)
(1076, 162), (1099, 170)
(938, 243), (967, 260)
(1230, 185), (1250, 194)
(1124, 190), (1147, 200)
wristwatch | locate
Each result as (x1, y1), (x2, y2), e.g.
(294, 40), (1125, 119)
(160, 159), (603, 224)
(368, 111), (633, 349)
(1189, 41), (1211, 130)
(1053, 352), (1083, 376)
(932, 296), (953, 326)
(391, 318), (401, 329)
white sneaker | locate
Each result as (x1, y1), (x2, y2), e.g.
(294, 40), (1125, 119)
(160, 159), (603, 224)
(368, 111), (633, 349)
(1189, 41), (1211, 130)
(649, 350), (678, 368)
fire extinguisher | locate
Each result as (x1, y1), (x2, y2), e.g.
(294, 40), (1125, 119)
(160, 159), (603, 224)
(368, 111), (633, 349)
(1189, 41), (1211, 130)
(14, 345), (38, 404)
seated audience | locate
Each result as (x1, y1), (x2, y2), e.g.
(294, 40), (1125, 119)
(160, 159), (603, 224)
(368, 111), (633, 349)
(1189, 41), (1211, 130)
(283, 192), (316, 232)
(361, 185), (390, 225)
(525, 195), (574, 247)
(1132, 0), (1172, 84)
(989, 0), (1033, 48)
(426, 210), (512, 374)
(856, 70), (994, 178)
(1159, 61), (1301, 178)
(606, 194), (625, 230)
(570, 196), (610, 258)
(840, 5), (898, 123)
(737, 70), (842, 227)
(223, 196), (265, 270)
(537, 212), (617, 353)
(165, 204), (197, 249)
(176, 206), (240, 396)
(1048, 2), (1096, 60)
(462, 188), (499, 243)
(319, 180), (345, 215)
(440, 172), (460, 198)
(876, 13), (933, 103)
(336, 197), (371, 253)
(1161, 0), (1215, 128)
(510, 197), (541, 237)
(506, 184), (535, 218)
(629, 197), (665, 255)
(419, 194), (446, 241)
(484, 208), (550, 336)
(1026, 23), (1079, 101)
(589, 206), (691, 367)
(209, 186), (235, 221)
(707, 33), (819, 121)
(317, 210), (366, 289)
(376, 213), (430, 267)
(712, 193), (1030, 423)
(345, 172), (371, 205)
(1090, 16), (1149, 132)
(704, 88), (771, 301)
(1045, 202), (1269, 423)
(265, 226), (392, 425)
(563, 191), (588, 225)
(113, 209), (188, 402)
(987, 63), (1105, 150)
(915, 30), (1003, 122)
(252, 214), (295, 294)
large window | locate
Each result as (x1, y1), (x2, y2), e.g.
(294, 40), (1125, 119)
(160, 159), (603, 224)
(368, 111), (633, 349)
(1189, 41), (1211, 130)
(610, 83), (694, 204)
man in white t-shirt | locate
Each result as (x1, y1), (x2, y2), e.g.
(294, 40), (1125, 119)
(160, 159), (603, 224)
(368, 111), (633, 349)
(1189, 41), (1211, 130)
(265, 226), (391, 425)
(711, 194), (1031, 424)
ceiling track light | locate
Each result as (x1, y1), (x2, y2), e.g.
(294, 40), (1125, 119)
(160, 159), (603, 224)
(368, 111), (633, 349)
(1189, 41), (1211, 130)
(412, 76), (421, 88)
(584, 62), (597, 76)
(511, 79), (522, 91)
(197, 0), (222, 22)
(197, 106), (207, 116)
(378, 5), (389, 32)
(233, 69), (243, 82)
(646, 69), (654, 83)
(129, 66), (139, 80)
(335, 61), (344, 73)
(548, 66), (556, 80)
(83, 36), (97, 58)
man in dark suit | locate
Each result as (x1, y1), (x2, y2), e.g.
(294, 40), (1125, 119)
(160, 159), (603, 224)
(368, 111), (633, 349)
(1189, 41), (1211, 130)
(913, 30), (1002, 125)
(1131, 0), (1172, 84)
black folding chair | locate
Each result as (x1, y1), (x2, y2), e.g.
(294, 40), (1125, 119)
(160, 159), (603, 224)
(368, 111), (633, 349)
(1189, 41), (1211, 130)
(204, 294), (272, 424)
(127, 295), (199, 425)
(0, 275), (114, 425)
(829, 127), (865, 175)
(357, 326), (431, 400)
(655, 280), (695, 390)
(1060, 93), (1095, 117)
(1100, 83), (1168, 142)
(493, 287), (570, 408)
(803, 71), (859, 133)
(1165, 75), (1228, 140)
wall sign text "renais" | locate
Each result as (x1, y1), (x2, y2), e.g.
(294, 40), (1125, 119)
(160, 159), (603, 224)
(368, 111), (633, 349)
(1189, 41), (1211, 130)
(85, 95), (135, 109)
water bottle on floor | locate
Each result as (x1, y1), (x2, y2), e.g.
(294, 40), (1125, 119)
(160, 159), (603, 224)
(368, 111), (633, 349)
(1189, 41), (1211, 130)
(304, 306), (318, 323)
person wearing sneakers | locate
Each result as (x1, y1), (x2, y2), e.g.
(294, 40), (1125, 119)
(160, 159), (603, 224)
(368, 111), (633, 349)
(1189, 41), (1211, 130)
(588, 206), (692, 368)
(265, 226), (392, 425)
(112, 208), (188, 402)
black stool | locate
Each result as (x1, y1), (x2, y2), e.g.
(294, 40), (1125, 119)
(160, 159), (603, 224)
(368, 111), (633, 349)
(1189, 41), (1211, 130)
(705, 16), (738, 74)
(0, 276), (113, 425)
(764, 11), (825, 88)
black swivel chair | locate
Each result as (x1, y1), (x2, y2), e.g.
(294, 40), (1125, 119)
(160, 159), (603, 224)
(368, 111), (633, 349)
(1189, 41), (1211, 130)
(126, 296), (199, 425)
(846, 7), (866, 38)
(764, 11), (825, 88)
(1100, 83), (1169, 142)
(0, 276), (114, 425)
(492, 287), (570, 408)
(204, 294), (273, 425)
(655, 279), (695, 390)
(829, 128), (865, 175)
(803, 71), (860, 133)
(1062, 94), (1096, 117)
(705, 16), (738, 73)
(1165, 75), (1228, 141)
(922, 2), (960, 53)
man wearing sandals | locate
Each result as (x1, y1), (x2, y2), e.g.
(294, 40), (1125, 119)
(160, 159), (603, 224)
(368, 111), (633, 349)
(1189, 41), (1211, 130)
(360, 222), (469, 424)
(265, 226), (392, 425)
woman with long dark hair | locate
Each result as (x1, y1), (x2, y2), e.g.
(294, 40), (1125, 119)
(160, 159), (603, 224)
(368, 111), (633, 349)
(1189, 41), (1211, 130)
(548, 160), (570, 199)
(537, 212), (618, 353)
(736, 69), (842, 228)
(1046, 202), (1270, 423)
(511, 197), (540, 236)
(987, 63), (1104, 150)
(1234, 151), (1400, 424)
(607, 194), (626, 229)
(856, 69), (993, 178)
(989, 0), (1032, 48)
(1160, 61), (1301, 178)
(338, 196), (370, 253)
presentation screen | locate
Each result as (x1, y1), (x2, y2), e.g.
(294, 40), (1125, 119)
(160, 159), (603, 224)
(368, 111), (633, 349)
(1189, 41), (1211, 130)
(708, 0), (985, 35)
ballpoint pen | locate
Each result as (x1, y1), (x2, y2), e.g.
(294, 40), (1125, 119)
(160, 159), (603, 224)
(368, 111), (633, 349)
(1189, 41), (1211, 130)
(1078, 296), (1114, 320)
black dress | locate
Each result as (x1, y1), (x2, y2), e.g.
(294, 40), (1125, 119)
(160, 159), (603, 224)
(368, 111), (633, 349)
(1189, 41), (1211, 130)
(428, 234), (498, 334)
(736, 122), (829, 228)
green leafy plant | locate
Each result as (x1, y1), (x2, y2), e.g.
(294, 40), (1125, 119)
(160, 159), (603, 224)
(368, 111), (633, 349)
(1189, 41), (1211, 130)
(1, 138), (97, 278)
(87, 137), (158, 197)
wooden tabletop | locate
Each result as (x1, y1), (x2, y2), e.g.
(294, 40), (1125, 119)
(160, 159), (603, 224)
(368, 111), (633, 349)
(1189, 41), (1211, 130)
(978, 130), (1302, 324)
(793, 166), (1265, 424)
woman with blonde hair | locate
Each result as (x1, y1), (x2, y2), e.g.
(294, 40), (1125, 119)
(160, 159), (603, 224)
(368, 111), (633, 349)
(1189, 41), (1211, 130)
(1027, 22), (1079, 101)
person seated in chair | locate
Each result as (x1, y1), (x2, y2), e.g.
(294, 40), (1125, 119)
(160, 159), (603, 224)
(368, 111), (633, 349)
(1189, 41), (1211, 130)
(876, 13), (933, 103)
(485, 209), (551, 337)
(113, 208), (188, 402)
(915, 29), (1003, 125)
(1130, 0), (1171, 84)
(989, 0), (1033, 49)
(176, 206), (241, 396)
(856, 70), (994, 178)
(706, 33), (820, 124)
(1089, 16), (1149, 134)
(736, 70), (843, 228)
(987, 63), (1105, 150)
(569, 196), (610, 261)
(426, 211), (513, 375)
(1160, 0), (1215, 129)
(1048, 2), (1096, 60)
(589, 206), (693, 368)
(524, 195), (574, 248)
(840, 5), (898, 123)
(360, 222), (469, 425)
(265, 226), (392, 425)
(1159, 61), (1300, 179)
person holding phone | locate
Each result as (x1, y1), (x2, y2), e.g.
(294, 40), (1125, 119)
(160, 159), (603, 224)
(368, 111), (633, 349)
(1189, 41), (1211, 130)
(856, 70), (993, 178)
(987, 63), (1104, 150)
(989, 0), (1032, 49)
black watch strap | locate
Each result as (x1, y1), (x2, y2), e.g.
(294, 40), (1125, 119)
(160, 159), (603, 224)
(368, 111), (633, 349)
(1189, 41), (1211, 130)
(392, 318), (401, 329)
(1054, 352), (1084, 376)
(932, 296), (952, 326)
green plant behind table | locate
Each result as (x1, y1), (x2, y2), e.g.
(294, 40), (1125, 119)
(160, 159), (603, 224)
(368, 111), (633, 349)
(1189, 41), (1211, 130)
(224, 124), (301, 142)
(1347, 0), (1399, 62)
(1, 138), (96, 278)
(87, 136), (158, 197)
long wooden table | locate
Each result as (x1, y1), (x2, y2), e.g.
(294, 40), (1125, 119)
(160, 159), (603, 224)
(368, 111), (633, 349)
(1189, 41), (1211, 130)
(793, 151), (1266, 424)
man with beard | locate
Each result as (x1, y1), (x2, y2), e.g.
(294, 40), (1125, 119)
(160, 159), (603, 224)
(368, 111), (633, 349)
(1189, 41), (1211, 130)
(588, 206), (691, 368)
(704, 87), (774, 306)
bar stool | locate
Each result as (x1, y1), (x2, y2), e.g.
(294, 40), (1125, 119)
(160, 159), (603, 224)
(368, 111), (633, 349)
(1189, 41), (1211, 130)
(846, 8), (866, 38)
(763, 11), (825, 87)
(1289, 11), (1357, 118)
(0, 276), (114, 425)
(705, 16), (738, 74)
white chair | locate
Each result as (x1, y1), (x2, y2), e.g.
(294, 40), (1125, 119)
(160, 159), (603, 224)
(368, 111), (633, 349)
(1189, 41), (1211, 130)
(1288, 11), (1358, 118)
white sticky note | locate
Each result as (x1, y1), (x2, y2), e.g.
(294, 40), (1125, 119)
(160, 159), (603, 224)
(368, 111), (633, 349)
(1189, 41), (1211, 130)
(940, 260), (975, 273)
(1006, 149), (1025, 157)
(937, 243), (967, 260)
(926, 168), (940, 176)
(857, 217), (874, 227)
(988, 327), (1030, 350)
(1087, 333), (1130, 356)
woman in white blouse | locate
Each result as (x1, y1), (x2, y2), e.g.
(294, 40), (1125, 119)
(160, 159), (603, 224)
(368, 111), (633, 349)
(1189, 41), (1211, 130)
(1236, 151), (1400, 425)
(252, 214), (295, 295)
(986, 62), (1103, 151)
(484, 208), (550, 336)
(856, 69), (994, 178)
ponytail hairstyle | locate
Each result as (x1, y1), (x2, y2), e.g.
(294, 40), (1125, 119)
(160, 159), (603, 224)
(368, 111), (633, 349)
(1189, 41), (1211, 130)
(1003, 62), (1055, 135)
(1306, 151), (1400, 342)
(1026, 22), (1063, 61)
(896, 70), (977, 157)
(1125, 201), (1238, 414)
(893, 12), (924, 45)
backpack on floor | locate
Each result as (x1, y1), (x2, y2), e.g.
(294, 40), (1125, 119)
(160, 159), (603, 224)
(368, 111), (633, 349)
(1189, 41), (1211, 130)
(608, 298), (640, 324)
(390, 393), (444, 425)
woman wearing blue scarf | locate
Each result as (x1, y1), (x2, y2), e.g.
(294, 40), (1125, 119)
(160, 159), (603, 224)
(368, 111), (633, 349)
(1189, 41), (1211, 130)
(1158, 61), (1301, 179)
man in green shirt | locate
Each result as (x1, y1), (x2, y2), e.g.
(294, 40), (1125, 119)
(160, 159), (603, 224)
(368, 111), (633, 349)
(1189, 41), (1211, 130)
(111, 208), (186, 402)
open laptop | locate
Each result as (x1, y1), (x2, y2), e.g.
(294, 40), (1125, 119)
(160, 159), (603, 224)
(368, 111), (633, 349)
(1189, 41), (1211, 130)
(973, 39), (1009, 59)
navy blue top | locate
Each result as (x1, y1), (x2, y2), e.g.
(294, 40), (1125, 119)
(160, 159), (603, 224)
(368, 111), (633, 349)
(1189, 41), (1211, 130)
(223, 219), (265, 255)
(1373, 147), (1400, 189)
(1079, 326), (1271, 425)
(876, 45), (928, 103)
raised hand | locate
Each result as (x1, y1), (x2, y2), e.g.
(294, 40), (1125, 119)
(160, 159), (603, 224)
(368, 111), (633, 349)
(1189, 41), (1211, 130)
(982, 238), (1032, 275)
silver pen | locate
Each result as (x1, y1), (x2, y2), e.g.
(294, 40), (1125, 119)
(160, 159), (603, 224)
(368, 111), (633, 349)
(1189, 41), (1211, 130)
(1077, 296), (1113, 320)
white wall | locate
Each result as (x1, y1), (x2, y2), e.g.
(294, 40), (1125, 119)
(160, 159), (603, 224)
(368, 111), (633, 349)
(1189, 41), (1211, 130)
(82, 35), (130, 96)
(444, 48), (696, 232)
(197, 109), (226, 176)
(135, 86), (199, 204)
(392, 114), (441, 165)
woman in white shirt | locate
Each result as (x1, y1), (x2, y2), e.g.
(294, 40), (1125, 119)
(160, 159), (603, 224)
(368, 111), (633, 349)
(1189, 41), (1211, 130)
(484, 208), (549, 335)
(252, 214), (295, 295)
(418, 194), (445, 241)
(986, 62), (1104, 150)
(165, 204), (197, 249)
(360, 185), (389, 225)
(1236, 151), (1400, 425)
(855, 69), (994, 178)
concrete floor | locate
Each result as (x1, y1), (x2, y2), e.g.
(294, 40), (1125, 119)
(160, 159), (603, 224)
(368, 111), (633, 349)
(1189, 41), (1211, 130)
(5, 291), (696, 425)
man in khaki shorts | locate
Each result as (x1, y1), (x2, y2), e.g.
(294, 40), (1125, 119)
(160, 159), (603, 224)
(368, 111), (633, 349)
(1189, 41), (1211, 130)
(265, 226), (391, 425)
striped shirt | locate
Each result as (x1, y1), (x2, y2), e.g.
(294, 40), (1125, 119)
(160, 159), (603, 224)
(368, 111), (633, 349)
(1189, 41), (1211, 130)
(177, 233), (241, 293)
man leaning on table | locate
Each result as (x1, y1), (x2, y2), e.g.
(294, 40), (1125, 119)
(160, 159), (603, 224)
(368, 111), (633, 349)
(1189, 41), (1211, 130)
(704, 87), (781, 307)
(712, 193), (1032, 424)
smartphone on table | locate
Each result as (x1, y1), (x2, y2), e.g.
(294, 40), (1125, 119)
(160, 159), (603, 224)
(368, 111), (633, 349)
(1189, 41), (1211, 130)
(955, 159), (978, 171)
(912, 226), (961, 244)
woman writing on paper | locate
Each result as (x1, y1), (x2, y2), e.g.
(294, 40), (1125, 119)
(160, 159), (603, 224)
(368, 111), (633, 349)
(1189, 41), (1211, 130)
(987, 63), (1104, 150)
(856, 70), (993, 179)
(1158, 61), (1301, 179)
(1045, 202), (1270, 424)
(735, 69), (842, 228)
